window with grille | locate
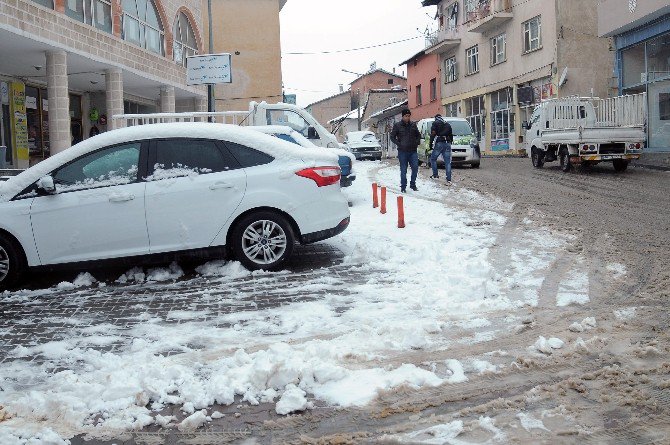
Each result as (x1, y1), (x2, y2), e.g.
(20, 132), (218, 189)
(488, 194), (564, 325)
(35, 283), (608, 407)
(65, 0), (112, 33)
(173, 12), (198, 66)
(523, 16), (542, 53)
(445, 56), (458, 83)
(491, 33), (506, 65)
(122, 0), (164, 55)
(466, 45), (479, 75)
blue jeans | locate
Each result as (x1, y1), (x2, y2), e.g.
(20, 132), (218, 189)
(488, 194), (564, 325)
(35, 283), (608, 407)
(398, 151), (418, 189)
(431, 141), (452, 181)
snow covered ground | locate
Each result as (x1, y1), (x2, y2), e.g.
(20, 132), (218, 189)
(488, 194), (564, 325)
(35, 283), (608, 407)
(0, 162), (625, 444)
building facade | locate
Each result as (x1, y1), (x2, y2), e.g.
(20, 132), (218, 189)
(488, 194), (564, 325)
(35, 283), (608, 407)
(305, 91), (351, 129)
(598, 1), (670, 150)
(0, 0), (208, 169)
(400, 51), (442, 120)
(205, 0), (286, 113)
(421, 0), (613, 154)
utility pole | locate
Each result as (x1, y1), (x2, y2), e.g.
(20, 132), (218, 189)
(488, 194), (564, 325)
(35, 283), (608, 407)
(207, 0), (214, 114)
(357, 89), (361, 131)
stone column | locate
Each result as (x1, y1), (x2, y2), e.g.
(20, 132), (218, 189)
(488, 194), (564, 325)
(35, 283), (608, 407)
(105, 68), (124, 129)
(160, 86), (175, 113)
(46, 50), (70, 155)
(81, 93), (91, 139)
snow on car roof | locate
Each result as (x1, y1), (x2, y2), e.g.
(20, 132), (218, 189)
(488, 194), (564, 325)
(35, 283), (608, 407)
(0, 123), (337, 203)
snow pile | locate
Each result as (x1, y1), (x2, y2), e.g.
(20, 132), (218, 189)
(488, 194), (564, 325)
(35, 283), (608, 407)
(533, 336), (564, 355)
(56, 272), (97, 290)
(115, 263), (184, 283)
(614, 307), (636, 321)
(517, 412), (550, 432)
(195, 260), (251, 279)
(569, 317), (597, 333)
(178, 410), (208, 431)
(275, 384), (310, 415)
(392, 420), (465, 444)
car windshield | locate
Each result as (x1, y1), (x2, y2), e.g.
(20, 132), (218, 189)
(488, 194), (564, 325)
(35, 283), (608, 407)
(362, 134), (377, 142)
(448, 121), (474, 137)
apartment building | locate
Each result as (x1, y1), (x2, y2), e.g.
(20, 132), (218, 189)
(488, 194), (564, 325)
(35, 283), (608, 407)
(400, 50), (441, 121)
(421, 0), (612, 154)
(598, 1), (670, 150)
(205, 0), (287, 112)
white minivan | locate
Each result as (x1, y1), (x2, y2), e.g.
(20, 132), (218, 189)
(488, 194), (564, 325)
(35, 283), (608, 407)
(0, 123), (351, 290)
(417, 118), (481, 168)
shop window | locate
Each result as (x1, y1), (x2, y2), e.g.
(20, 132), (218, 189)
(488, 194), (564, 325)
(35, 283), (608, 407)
(445, 102), (458, 118)
(622, 43), (646, 88)
(173, 11), (198, 66)
(490, 88), (514, 151)
(122, 0), (164, 55)
(647, 34), (670, 83)
(65, 0), (112, 33)
(465, 95), (484, 141)
(26, 86), (50, 165)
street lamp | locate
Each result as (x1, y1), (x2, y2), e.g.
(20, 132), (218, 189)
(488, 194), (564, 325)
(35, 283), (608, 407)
(341, 69), (364, 131)
(207, 0), (214, 114)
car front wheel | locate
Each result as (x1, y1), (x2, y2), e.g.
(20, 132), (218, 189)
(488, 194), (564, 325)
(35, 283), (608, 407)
(231, 212), (295, 271)
(0, 234), (26, 291)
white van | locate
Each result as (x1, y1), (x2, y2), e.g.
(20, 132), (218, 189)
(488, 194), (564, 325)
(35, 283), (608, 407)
(417, 117), (481, 168)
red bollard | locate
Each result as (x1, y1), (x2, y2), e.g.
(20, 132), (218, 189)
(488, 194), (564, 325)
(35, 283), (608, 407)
(397, 196), (406, 228)
(380, 187), (387, 214)
(372, 183), (379, 208)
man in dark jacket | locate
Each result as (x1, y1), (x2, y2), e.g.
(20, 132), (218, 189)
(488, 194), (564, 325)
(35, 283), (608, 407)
(429, 114), (454, 185)
(390, 109), (421, 192)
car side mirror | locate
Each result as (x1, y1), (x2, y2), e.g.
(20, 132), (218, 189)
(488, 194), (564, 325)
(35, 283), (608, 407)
(36, 175), (56, 195)
(307, 127), (319, 140)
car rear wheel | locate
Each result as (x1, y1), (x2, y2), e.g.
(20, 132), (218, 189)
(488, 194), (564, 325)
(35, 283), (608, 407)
(0, 234), (26, 291)
(231, 212), (295, 271)
(471, 162), (480, 169)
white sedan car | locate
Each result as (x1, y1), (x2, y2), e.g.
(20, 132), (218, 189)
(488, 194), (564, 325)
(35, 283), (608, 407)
(344, 131), (383, 161)
(0, 123), (350, 290)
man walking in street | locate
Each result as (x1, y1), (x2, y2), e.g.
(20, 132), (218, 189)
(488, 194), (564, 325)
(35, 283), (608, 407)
(429, 114), (454, 186)
(390, 109), (421, 193)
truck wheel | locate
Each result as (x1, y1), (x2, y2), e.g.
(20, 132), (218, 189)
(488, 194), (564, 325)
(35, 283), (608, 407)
(531, 148), (544, 168)
(613, 159), (629, 172)
(559, 150), (571, 172)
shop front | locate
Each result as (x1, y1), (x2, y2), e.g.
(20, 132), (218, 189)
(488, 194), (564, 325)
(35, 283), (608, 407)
(617, 19), (670, 150)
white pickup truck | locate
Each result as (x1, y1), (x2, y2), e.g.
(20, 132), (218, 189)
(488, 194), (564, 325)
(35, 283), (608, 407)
(523, 94), (646, 172)
(113, 101), (341, 149)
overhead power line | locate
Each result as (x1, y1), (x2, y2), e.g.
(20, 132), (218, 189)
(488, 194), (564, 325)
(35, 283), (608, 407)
(283, 36), (422, 55)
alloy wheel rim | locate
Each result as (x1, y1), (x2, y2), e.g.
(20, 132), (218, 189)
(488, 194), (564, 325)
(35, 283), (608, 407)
(0, 246), (9, 283)
(241, 220), (287, 265)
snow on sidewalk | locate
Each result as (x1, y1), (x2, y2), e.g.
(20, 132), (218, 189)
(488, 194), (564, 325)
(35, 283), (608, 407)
(0, 162), (574, 443)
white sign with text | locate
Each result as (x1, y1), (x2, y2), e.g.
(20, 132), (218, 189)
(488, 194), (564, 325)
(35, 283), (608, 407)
(186, 54), (232, 85)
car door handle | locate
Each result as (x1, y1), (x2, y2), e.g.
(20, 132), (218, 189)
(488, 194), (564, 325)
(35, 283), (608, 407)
(209, 182), (234, 190)
(109, 193), (135, 202)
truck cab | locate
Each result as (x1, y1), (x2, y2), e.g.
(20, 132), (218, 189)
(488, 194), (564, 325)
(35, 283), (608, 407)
(250, 102), (341, 150)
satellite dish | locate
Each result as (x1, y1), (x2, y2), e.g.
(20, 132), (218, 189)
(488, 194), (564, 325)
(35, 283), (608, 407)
(559, 67), (568, 88)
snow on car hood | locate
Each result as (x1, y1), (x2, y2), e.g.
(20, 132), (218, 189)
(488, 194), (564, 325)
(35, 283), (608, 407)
(0, 123), (337, 203)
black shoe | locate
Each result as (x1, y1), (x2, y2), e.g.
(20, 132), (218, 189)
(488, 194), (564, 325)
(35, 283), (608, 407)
(429, 175), (438, 179)
(410, 184), (418, 191)
(401, 187), (406, 193)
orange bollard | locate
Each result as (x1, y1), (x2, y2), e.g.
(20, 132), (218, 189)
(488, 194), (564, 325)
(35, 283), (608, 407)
(397, 196), (406, 228)
(380, 187), (387, 214)
(372, 183), (379, 208)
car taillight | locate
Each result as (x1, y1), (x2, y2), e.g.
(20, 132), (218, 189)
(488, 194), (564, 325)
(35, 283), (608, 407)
(296, 166), (341, 187)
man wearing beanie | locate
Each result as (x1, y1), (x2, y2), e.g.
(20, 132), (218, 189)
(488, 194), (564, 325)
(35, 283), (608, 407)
(390, 108), (421, 193)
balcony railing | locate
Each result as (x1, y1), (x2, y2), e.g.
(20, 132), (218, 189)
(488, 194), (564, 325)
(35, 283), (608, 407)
(465, 0), (512, 22)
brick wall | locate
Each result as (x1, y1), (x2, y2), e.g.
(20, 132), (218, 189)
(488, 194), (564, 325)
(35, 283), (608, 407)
(0, 0), (204, 93)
